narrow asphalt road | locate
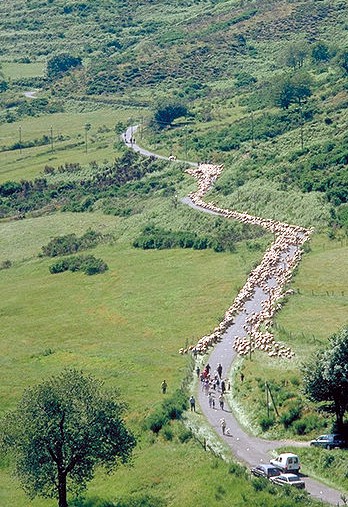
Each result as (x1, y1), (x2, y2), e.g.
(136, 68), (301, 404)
(122, 127), (346, 506)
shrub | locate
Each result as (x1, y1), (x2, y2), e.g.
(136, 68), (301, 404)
(293, 414), (327, 435)
(42, 230), (104, 257)
(259, 415), (276, 431)
(177, 427), (192, 443)
(228, 462), (247, 478)
(280, 404), (302, 429)
(133, 225), (217, 252)
(49, 255), (108, 276)
(161, 424), (173, 441)
(144, 389), (187, 434)
(251, 477), (268, 492)
(0, 260), (12, 270)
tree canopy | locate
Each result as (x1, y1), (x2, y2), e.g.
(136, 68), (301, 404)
(0, 369), (136, 507)
(153, 101), (188, 129)
(273, 72), (312, 109)
(47, 53), (82, 80)
(302, 326), (348, 431)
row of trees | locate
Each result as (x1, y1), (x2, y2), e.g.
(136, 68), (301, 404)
(282, 41), (348, 72)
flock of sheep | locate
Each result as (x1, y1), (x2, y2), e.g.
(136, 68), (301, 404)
(179, 163), (313, 360)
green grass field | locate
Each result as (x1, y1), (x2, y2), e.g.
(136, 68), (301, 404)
(0, 107), (145, 183)
(0, 207), (269, 506)
(1, 62), (45, 79)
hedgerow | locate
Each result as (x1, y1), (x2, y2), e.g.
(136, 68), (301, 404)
(49, 254), (108, 276)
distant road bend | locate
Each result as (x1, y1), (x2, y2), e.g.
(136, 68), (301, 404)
(122, 126), (345, 506)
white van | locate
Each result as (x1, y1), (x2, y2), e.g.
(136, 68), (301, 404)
(270, 453), (301, 473)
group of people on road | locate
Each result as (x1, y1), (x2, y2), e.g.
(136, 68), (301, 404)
(198, 362), (229, 412)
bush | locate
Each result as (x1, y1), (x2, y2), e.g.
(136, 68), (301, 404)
(161, 424), (173, 441)
(47, 53), (82, 80)
(49, 255), (108, 276)
(259, 415), (276, 431)
(228, 462), (247, 478)
(293, 414), (326, 435)
(0, 259), (12, 270)
(177, 427), (192, 443)
(251, 477), (268, 492)
(42, 230), (104, 257)
(280, 404), (302, 429)
(144, 389), (187, 434)
(133, 225), (218, 252)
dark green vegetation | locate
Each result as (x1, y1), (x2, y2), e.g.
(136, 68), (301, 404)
(0, 369), (136, 507)
(49, 254), (108, 276)
(41, 230), (107, 257)
(303, 326), (348, 432)
(0, 0), (347, 505)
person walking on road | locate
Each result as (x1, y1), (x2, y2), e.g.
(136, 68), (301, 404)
(217, 363), (223, 379)
(220, 418), (226, 435)
(219, 393), (224, 410)
(189, 395), (196, 412)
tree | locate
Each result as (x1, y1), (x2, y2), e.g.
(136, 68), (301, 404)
(281, 42), (308, 70)
(0, 64), (8, 92)
(47, 53), (82, 80)
(153, 101), (188, 129)
(302, 326), (348, 431)
(0, 369), (136, 507)
(273, 72), (312, 109)
(337, 50), (348, 74)
(311, 42), (331, 63)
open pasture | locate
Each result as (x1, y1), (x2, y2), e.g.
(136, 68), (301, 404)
(0, 107), (143, 183)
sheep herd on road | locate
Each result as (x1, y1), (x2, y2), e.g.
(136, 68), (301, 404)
(179, 164), (313, 360)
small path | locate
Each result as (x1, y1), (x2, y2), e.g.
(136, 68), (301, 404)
(122, 127), (346, 505)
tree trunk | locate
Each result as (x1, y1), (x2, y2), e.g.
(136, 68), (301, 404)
(334, 399), (344, 432)
(58, 471), (68, 507)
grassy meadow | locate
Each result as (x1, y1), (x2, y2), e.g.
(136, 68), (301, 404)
(0, 208), (304, 507)
(0, 107), (145, 183)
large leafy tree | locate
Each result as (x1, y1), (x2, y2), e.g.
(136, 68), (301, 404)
(303, 326), (348, 431)
(153, 101), (188, 129)
(0, 369), (136, 507)
(273, 72), (312, 109)
(47, 53), (82, 80)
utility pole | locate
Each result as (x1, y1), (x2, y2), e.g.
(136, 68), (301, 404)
(266, 382), (270, 418)
(184, 126), (188, 160)
(19, 125), (22, 154)
(251, 111), (255, 147)
(50, 125), (54, 153)
(299, 106), (304, 151)
(84, 123), (91, 154)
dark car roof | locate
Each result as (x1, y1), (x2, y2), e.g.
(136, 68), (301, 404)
(254, 464), (279, 470)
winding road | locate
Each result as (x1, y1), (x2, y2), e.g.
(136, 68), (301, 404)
(122, 126), (346, 505)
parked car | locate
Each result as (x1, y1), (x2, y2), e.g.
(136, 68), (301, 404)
(270, 473), (305, 489)
(270, 453), (301, 472)
(251, 464), (281, 479)
(310, 434), (345, 450)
